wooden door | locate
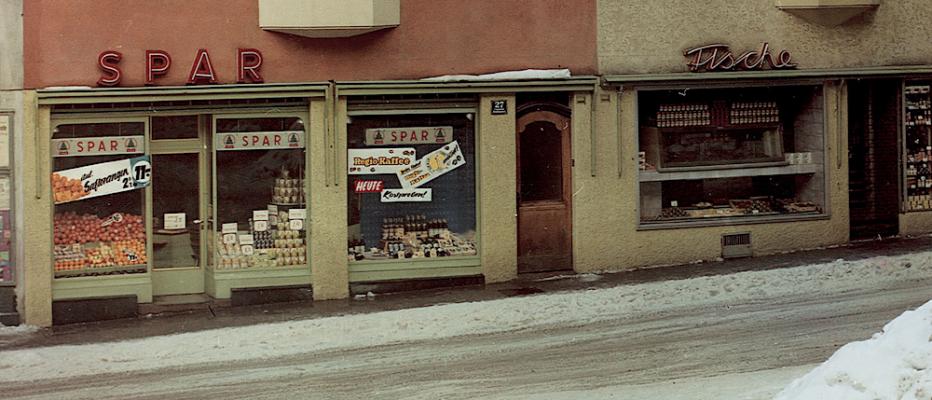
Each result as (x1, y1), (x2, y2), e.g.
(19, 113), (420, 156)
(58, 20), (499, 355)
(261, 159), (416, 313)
(517, 108), (572, 273)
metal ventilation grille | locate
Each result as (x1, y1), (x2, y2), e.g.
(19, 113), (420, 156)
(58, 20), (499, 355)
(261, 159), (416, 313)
(721, 232), (752, 258)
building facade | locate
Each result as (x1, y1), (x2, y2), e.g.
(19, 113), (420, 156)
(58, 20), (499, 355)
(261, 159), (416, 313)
(1, 0), (23, 326)
(12, 0), (932, 326)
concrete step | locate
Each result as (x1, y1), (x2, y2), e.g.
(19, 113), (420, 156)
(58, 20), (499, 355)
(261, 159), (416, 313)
(139, 294), (213, 315)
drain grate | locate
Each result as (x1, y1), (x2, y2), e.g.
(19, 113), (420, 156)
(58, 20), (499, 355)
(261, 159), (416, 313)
(722, 232), (752, 259)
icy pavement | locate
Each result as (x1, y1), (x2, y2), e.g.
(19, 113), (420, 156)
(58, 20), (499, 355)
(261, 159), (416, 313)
(775, 299), (932, 400)
(1, 249), (931, 399)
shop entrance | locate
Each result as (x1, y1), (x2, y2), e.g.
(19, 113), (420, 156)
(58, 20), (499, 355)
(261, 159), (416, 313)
(516, 102), (573, 273)
(150, 115), (210, 296)
(848, 80), (900, 239)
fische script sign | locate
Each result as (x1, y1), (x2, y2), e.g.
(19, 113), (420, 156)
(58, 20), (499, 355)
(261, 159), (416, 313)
(685, 43), (795, 72)
(348, 148), (416, 175)
(365, 126), (453, 146)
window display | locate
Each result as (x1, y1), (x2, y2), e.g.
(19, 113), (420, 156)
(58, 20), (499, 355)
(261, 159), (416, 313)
(638, 86), (826, 224)
(904, 83), (932, 211)
(0, 115), (11, 284)
(214, 117), (307, 270)
(51, 122), (149, 278)
(347, 114), (477, 261)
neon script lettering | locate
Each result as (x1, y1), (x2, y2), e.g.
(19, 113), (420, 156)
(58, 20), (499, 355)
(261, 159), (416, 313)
(685, 43), (795, 72)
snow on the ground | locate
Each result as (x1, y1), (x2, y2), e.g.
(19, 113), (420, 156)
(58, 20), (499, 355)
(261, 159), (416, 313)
(0, 325), (38, 336)
(1, 250), (931, 383)
(774, 299), (932, 400)
(486, 365), (815, 400)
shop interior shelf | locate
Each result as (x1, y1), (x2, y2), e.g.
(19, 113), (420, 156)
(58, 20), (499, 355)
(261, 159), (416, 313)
(639, 163), (819, 182)
(54, 264), (147, 278)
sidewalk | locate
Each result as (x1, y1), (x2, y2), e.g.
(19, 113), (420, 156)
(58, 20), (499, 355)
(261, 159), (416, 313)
(3, 234), (930, 350)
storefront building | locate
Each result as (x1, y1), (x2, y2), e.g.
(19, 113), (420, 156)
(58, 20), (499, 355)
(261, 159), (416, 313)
(17, 0), (932, 327)
(0, 0), (23, 326)
(18, 0), (598, 326)
(584, 0), (932, 272)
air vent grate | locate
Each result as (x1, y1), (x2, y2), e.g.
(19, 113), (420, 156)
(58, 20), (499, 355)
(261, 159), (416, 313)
(722, 232), (752, 258)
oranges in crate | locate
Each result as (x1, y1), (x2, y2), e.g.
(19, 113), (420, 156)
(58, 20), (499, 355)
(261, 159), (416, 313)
(52, 173), (88, 203)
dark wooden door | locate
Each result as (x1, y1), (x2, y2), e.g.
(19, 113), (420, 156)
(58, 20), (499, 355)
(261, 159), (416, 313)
(517, 109), (572, 273)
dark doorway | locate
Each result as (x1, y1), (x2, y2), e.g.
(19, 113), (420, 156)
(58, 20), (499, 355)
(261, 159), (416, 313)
(848, 80), (900, 239)
(516, 98), (573, 273)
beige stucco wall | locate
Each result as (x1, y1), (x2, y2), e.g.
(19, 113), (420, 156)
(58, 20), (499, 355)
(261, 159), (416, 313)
(479, 94), (518, 283)
(899, 212), (932, 236)
(599, 0), (932, 74)
(21, 96), (52, 326)
(572, 83), (849, 272)
(310, 97), (350, 300)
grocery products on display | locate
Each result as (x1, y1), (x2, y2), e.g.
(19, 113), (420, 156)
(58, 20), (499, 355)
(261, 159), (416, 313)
(215, 167), (307, 271)
(348, 214), (477, 260)
(52, 212), (147, 277)
(651, 196), (821, 221)
(51, 172), (88, 203)
(905, 84), (932, 210)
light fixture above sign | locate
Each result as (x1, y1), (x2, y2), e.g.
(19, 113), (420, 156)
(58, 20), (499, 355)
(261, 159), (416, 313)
(684, 43), (796, 73)
(776, 0), (880, 26)
(258, 0), (400, 38)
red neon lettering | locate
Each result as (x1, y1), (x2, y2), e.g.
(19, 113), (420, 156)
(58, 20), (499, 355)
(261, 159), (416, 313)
(421, 130), (429, 141)
(187, 49), (218, 84)
(391, 132), (398, 142)
(237, 48), (264, 83)
(241, 136), (249, 146)
(145, 50), (172, 85)
(274, 135), (281, 145)
(76, 142), (84, 152)
(97, 51), (123, 87)
(262, 136), (271, 146)
(110, 140), (118, 151)
(685, 43), (796, 72)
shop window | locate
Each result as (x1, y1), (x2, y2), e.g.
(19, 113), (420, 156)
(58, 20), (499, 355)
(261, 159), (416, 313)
(904, 82), (932, 211)
(638, 86), (826, 225)
(347, 114), (477, 261)
(0, 115), (11, 284)
(152, 115), (199, 140)
(51, 122), (148, 278)
(214, 116), (307, 270)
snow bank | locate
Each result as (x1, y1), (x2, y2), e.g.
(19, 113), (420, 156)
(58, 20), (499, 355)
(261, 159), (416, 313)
(420, 69), (571, 82)
(774, 299), (932, 400)
(0, 325), (38, 336)
(1, 250), (931, 383)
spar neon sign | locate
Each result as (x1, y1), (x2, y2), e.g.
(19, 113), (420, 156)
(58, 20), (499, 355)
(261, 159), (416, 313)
(97, 48), (264, 86)
(684, 43), (796, 72)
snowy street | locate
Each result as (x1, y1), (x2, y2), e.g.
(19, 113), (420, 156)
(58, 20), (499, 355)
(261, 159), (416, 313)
(2, 250), (932, 399)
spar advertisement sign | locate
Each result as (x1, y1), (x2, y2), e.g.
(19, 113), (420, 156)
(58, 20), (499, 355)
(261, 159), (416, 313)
(52, 136), (144, 157)
(216, 131), (305, 151)
(52, 156), (152, 204)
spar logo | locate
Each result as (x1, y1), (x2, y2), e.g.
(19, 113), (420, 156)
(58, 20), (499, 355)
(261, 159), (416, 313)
(57, 141), (70, 156)
(223, 135), (235, 149)
(373, 130), (384, 145)
(125, 138), (138, 153)
(288, 133), (300, 148)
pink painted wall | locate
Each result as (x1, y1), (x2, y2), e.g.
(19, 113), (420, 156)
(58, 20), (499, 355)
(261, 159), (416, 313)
(24, 0), (596, 88)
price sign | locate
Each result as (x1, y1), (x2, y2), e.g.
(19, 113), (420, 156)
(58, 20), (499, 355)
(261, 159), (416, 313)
(289, 219), (304, 231)
(241, 245), (255, 255)
(288, 208), (306, 220)
(238, 234), (254, 245)
(222, 233), (237, 244)
(254, 220), (269, 232)
(222, 223), (238, 234)
(253, 210), (269, 221)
